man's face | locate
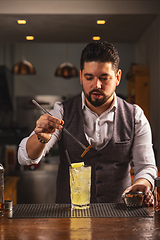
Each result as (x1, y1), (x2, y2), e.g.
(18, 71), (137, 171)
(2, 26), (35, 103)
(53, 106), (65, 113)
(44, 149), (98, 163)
(80, 61), (121, 108)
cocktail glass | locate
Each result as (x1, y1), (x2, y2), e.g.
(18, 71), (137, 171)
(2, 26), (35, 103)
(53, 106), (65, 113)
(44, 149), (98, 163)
(69, 165), (91, 209)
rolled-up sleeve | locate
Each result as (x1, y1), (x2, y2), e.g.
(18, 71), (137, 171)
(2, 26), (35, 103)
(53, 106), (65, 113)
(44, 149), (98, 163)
(132, 105), (158, 190)
(18, 102), (64, 165)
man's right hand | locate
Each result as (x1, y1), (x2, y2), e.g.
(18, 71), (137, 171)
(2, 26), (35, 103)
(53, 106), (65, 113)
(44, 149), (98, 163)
(26, 114), (64, 160)
(34, 114), (64, 142)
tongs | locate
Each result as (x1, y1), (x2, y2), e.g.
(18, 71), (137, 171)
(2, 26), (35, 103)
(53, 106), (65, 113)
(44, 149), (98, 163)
(32, 99), (92, 157)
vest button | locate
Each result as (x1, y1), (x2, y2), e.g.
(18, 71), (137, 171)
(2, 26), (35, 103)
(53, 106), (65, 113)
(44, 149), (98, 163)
(96, 180), (102, 184)
(96, 166), (102, 171)
(96, 152), (101, 157)
(96, 194), (101, 198)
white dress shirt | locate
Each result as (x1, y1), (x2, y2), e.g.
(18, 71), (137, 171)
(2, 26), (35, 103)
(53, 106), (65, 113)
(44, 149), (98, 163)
(18, 92), (157, 189)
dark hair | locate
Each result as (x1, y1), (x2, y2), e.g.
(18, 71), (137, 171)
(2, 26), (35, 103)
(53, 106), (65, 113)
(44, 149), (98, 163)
(80, 41), (120, 72)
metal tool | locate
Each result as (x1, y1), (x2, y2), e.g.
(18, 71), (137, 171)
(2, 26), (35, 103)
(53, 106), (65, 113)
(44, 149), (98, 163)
(65, 150), (74, 180)
(122, 191), (145, 207)
(65, 150), (72, 166)
(32, 99), (91, 157)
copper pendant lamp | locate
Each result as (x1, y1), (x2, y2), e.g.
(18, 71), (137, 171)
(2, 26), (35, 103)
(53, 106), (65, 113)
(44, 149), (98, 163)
(12, 44), (36, 75)
(55, 45), (78, 79)
(12, 60), (36, 74)
(55, 62), (78, 79)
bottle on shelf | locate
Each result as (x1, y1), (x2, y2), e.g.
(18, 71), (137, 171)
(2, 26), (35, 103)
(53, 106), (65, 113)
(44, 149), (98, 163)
(0, 163), (4, 217)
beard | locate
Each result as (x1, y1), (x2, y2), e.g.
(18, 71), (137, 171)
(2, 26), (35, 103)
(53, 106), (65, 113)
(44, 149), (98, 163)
(83, 89), (108, 107)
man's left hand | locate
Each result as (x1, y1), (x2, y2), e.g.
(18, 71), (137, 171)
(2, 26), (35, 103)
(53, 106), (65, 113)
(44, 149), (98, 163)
(122, 184), (154, 207)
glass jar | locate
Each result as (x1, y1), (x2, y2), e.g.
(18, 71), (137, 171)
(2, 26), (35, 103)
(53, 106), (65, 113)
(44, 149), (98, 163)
(0, 163), (4, 217)
(154, 177), (160, 214)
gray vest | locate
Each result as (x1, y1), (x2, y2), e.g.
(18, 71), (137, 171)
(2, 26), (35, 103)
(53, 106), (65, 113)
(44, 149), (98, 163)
(56, 94), (135, 203)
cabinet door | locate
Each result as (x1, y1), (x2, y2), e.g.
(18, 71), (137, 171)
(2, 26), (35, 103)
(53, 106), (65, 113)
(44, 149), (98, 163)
(128, 78), (135, 104)
(4, 177), (19, 205)
(128, 75), (150, 120)
(135, 75), (150, 120)
(4, 187), (17, 205)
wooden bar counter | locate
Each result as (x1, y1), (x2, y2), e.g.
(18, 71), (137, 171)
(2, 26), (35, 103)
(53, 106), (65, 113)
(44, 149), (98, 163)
(1, 207), (160, 239)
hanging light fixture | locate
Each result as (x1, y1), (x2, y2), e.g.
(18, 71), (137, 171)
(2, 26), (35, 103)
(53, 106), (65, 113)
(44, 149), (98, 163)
(55, 62), (78, 79)
(55, 45), (78, 79)
(12, 60), (36, 74)
(12, 43), (36, 75)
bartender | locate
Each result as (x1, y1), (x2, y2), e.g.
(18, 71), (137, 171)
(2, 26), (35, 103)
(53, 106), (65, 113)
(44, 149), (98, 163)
(18, 41), (157, 206)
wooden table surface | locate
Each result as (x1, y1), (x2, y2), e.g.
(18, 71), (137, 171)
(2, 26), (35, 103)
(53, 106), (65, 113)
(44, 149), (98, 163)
(1, 208), (160, 240)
